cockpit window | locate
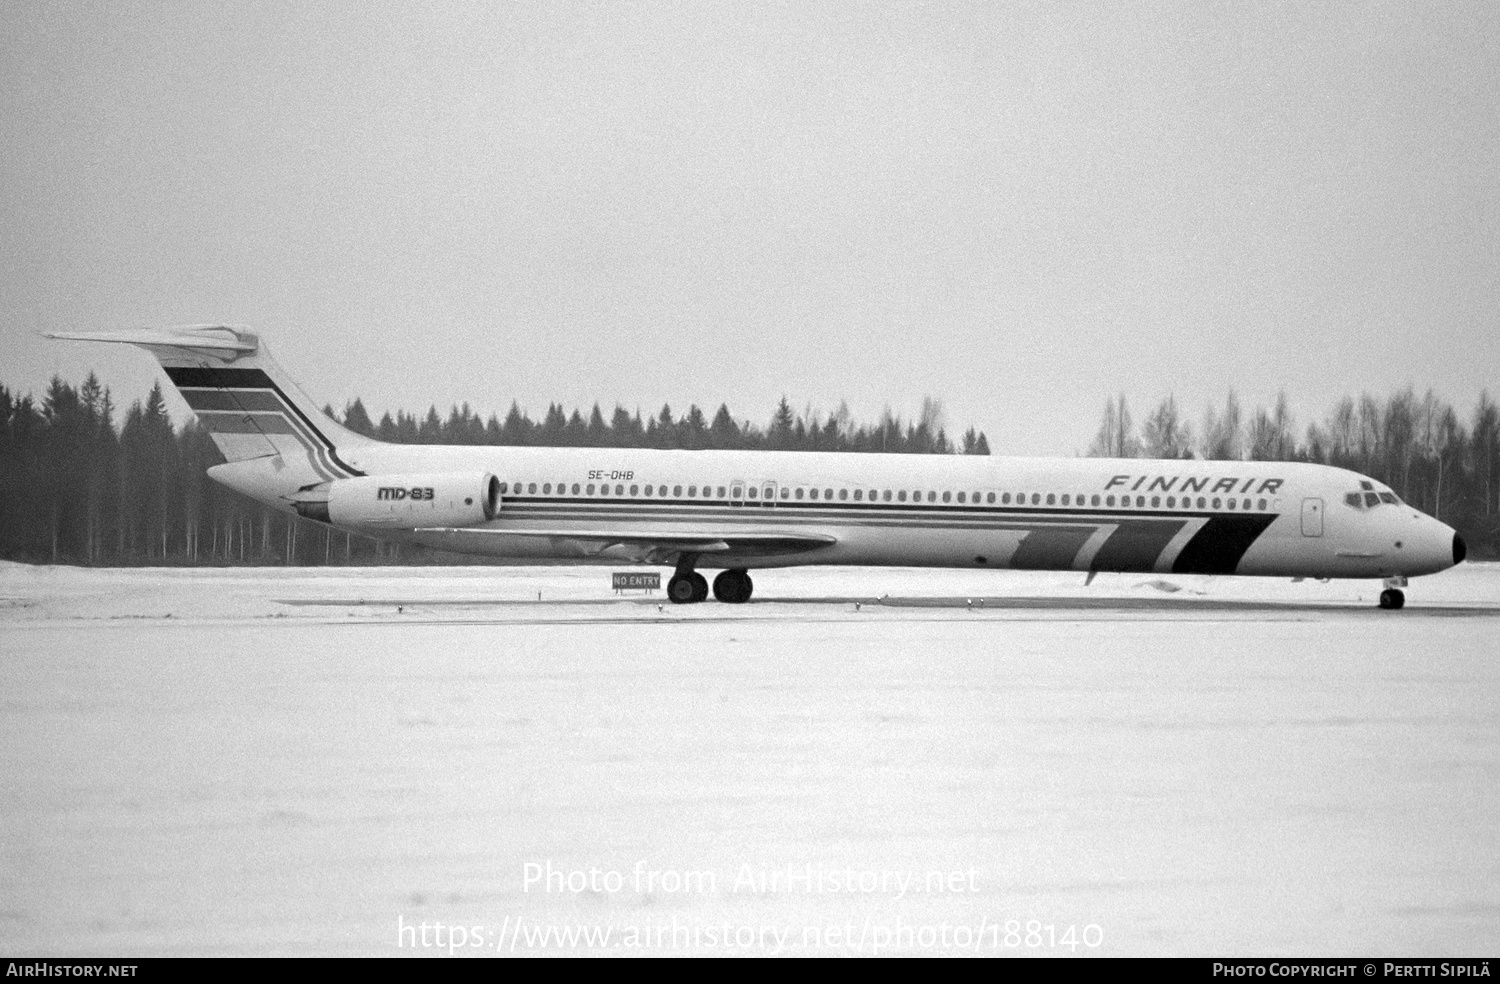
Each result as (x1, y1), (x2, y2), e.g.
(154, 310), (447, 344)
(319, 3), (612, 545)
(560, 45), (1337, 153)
(1359, 480), (1374, 491)
(1347, 487), (1401, 510)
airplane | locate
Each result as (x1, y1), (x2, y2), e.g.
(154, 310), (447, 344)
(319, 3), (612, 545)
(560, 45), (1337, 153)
(48, 325), (1466, 610)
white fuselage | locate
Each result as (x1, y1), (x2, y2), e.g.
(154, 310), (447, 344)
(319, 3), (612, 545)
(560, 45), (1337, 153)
(214, 441), (1460, 580)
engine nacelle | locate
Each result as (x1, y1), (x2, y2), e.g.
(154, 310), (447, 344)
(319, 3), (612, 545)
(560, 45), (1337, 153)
(295, 473), (500, 529)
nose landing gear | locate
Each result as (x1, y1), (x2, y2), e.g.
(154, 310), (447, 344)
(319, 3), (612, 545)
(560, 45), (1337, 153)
(1378, 576), (1407, 610)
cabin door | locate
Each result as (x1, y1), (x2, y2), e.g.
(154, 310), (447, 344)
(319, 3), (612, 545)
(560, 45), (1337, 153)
(1301, 497), (1324, 537)
(758, 482), (777, 508)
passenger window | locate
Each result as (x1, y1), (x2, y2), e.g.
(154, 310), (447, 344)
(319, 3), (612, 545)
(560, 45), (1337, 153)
(747, 487), (757, 499)
(527, 483), (537, 494)
(616, 484), (625, 495)
(898, 491), (907, 502)
(498, 482), (509, 493)
(1002, 493), (1011, 504)
(810, 488), (819, 500)
(942, 491), (951, 503)
(795, 488), (804, 499)
(673, 485), (682, 497)
(854, 490), (863, 501)
(1046, 493), (1055, 505)
(572, 483), (580, 494)
(630, 485), (639, 496)
(957, 492), (966, 503)
(1091, 494), (1100, 506)
(1196, 497), (1205, 509)
(643, 485), (652, 496)
(781, 488), (790, 499)
(1227, 498), (1235, 510)
(717, 486), (726, 498)
(1137, 496), (1145, 508)
(586, 483), (594, 494)
(1106, 495), (1115, 506)
(1212, 497), (1221, 509)
(601, 485), (610, 496)
(731, 485), (742, 498)
(883, 490), (892, 501)
(839, 489), (848, 500)
(1258, 498), (1267, 510)
(1151, 496), (1160, 507)
(826, 489), (834, 500)
(542, 484), (552, 494)
(1166, 496), (1175, 508)
(987, 493), (996, 504)
(687, 486), (696, 497)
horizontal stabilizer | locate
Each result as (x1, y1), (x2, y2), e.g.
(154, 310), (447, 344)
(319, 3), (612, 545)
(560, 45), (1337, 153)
(45, 325), (258, 356)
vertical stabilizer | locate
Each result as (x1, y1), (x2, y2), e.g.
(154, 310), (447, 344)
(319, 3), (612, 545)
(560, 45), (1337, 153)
(46, 325), (370, 482)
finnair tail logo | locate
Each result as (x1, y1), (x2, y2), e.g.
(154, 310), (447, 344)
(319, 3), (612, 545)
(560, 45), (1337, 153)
(378, 487), (435, 501)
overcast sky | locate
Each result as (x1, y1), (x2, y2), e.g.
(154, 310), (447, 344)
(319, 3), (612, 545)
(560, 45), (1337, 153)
(4, 1), (1497, 455)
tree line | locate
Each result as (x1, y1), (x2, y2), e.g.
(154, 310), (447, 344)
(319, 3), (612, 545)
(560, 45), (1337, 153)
(0, 376), (988, 566)
(1088, 390), (1499, 557)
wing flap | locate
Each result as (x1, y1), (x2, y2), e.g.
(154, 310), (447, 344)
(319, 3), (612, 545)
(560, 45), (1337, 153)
(412, 526), (835, 561)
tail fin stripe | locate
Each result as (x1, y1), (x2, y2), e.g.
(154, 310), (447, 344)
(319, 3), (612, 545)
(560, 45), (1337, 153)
(180, 391), (287, 413)
(163, 367), (276, 389)
(166, 365), (363, 478)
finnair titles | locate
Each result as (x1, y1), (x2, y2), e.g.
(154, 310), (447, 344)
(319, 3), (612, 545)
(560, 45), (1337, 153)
(50, 326), (1466, 609)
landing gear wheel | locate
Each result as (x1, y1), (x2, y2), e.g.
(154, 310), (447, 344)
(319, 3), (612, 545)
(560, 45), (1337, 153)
(690, 572), (709, 603)
(712, 569), (754, 604)
(1378, 588), (1405, 610)
(668, 574), (699, 605)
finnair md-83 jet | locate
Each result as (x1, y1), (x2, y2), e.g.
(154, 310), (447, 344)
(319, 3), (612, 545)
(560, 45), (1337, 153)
(51, 326), (1466, 609)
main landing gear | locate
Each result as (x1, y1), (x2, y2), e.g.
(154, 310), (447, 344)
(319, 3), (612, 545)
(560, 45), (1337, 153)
(1378, 576), (1407, 610)
(712, 569), (753, 604)
(665, 558), (753, 604)
(667, 571), (708, 604)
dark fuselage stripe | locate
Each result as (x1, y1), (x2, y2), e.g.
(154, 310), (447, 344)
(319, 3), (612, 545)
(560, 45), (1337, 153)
(1171, 514), (1278, 575)
(472, 497), (1277, 571)
(497, 495), (1266, 522)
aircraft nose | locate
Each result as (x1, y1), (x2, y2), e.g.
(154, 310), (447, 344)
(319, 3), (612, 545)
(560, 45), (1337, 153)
(1454, 532), (1467, 566)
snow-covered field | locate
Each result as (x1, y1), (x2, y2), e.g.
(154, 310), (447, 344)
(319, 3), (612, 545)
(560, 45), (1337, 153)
(2, 561), (1497, 956)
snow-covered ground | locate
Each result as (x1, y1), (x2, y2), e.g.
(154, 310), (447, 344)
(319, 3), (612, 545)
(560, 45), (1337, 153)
(2, 561), (1497, 956)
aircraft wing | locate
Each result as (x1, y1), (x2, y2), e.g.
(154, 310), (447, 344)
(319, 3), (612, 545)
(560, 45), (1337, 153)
(411, 526), (836, 563)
